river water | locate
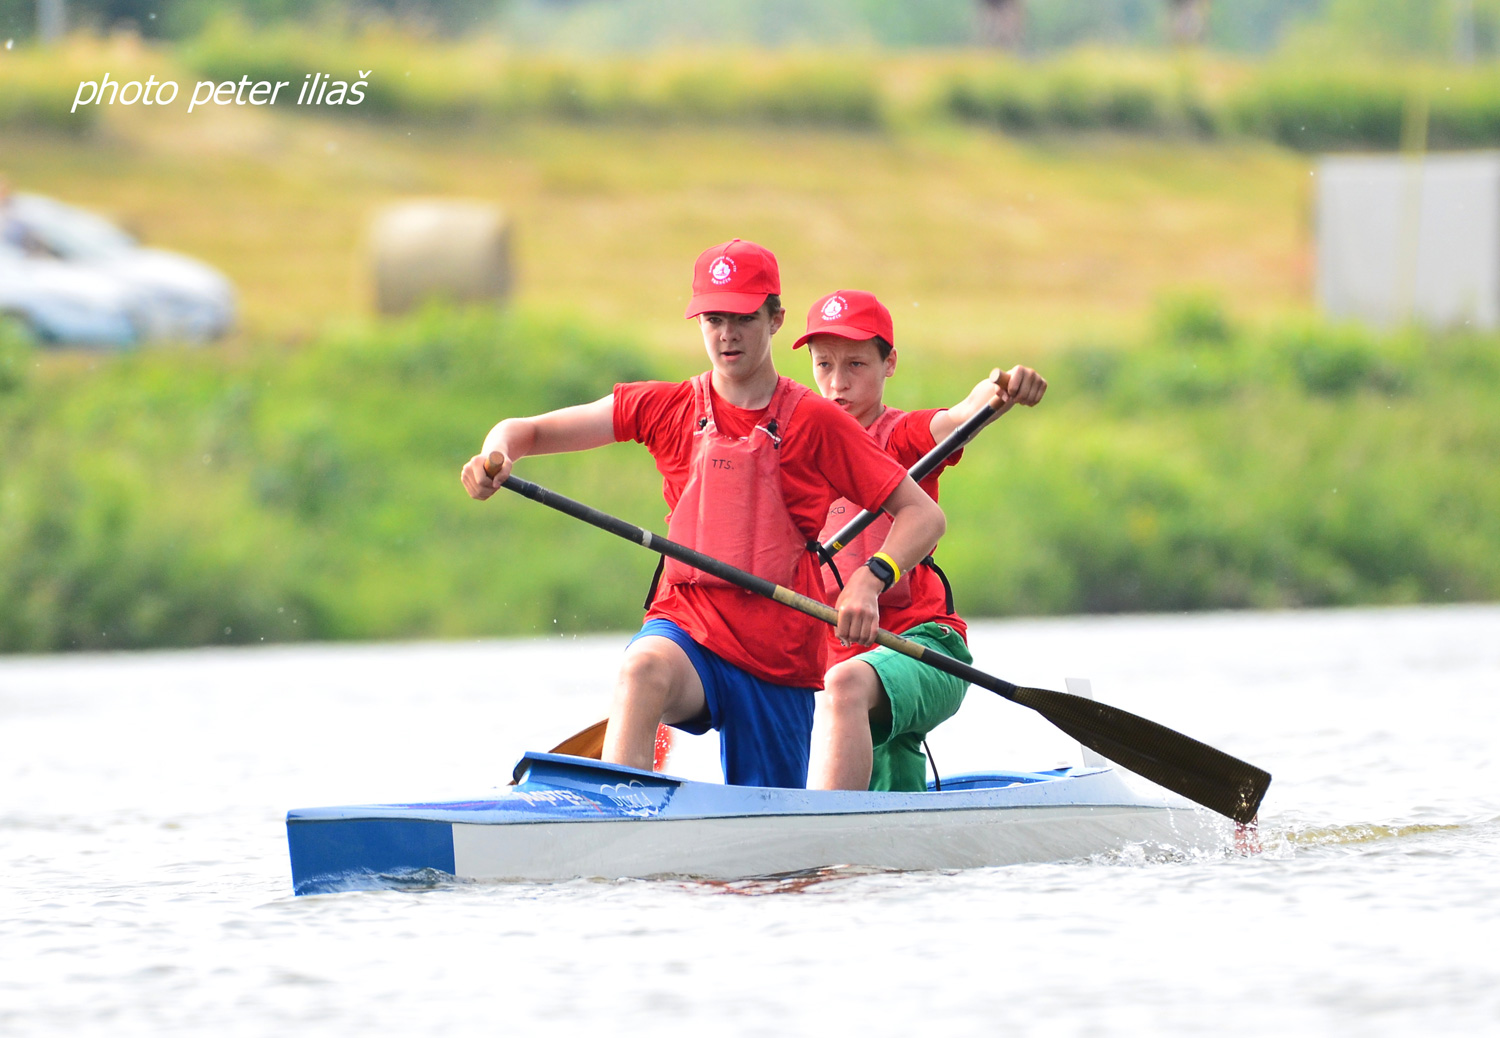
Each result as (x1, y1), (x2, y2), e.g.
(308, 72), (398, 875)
(2, 604), (1497, 1036)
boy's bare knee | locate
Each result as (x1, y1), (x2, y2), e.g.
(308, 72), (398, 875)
(618, 648), (671, 690)
(820, 661), (879, 716)
(615, 639), (703, 724)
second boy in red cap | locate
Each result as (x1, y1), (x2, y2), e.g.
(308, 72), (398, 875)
(794, 289), (1047, 791)
(461, 242), (947, 788)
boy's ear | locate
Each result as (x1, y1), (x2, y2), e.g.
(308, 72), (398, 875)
(769, 308), (786, 335)
(884, 347), (898, 378)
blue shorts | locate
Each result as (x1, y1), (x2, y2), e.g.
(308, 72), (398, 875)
(628, 618), (815, 789)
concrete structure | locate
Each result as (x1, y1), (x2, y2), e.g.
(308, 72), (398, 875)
(1316, 152), (1500, 330)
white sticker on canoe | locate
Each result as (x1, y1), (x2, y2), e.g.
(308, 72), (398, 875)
(599, 781), (663, 816)
(512, 789), (598, 810)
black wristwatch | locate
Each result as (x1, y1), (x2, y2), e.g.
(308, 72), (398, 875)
(864, 555), (897, 593)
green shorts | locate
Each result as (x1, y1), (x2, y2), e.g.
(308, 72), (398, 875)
(856, 621), (972, 793)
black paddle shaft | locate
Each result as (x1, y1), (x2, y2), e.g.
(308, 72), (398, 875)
(820, 397), (1000, 555)
(500, 474), (1271, 824)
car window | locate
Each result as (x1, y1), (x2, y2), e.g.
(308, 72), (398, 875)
(14, 195), (137, 262)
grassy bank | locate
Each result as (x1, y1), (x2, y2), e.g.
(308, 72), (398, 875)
(0, 308), (664, 651)
(2, 302), (1495, 652)
(936, 298), (1500, 615)
(9, 32), (1500, 150)
(164, 31), (1500, 150)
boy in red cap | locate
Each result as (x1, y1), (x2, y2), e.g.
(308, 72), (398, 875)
(794, 289), (1047, 791)
(461, 242), (946, 788)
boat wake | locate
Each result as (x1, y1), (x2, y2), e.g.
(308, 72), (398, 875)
(1258, 820), (1468, 852)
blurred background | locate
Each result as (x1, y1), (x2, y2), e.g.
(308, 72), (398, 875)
(2, 0), (1497, 652)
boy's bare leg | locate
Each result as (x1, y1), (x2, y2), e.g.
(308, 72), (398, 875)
(807, 659), (890, 790)
(603, 636), (707, 771)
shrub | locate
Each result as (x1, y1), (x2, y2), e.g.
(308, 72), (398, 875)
(1272, 321), (1417, 396)
(1153, 291), (1237, 348)
(940, 53), (1216, 137)
(0, 45), (107, 132)
(178, 22), (887, 129)
(0, 305), (660, 652)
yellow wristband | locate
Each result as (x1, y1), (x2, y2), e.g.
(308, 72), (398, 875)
(872, 551), (902, 585)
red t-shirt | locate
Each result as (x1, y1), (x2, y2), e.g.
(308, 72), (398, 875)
(614, 378), (908, 688)
(826, 408), (969, 667)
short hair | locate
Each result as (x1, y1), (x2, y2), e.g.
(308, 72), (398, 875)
(803, 332), (892, 358)
(701, 295), (783, 319)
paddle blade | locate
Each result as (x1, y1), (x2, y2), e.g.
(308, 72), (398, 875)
(1011, 686), (1271, 824)
(551, 719), (609, 759)
(509, 719), (609, 784)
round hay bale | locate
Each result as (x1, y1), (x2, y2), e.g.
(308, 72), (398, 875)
(369, 200), (513, 315)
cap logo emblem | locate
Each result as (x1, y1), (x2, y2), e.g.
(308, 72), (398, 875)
(821, 296), (846, 320)
(709, 257), (736, 285)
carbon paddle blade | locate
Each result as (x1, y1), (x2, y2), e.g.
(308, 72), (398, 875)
(1010, 686), (1271, 824)
(510, 719), (609, 784)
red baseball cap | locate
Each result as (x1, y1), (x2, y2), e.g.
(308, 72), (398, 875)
(684, 239), (781, 318)
(792, 290), (894, 349)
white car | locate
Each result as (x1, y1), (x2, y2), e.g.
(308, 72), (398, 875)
(0, 193), (236, 347)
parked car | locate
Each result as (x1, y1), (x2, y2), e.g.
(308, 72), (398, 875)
(0, 241), (139, 346)
(0, 192), (236, 347)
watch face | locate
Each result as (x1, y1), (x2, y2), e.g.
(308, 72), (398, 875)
(866, 556), (896, 591)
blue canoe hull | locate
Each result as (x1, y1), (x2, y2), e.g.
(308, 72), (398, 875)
(286, 752), (1224, 894)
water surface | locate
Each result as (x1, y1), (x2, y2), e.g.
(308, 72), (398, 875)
(2, 605), (1497, 1035)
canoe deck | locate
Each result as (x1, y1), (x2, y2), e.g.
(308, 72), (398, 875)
(286, 752), (1226, 894)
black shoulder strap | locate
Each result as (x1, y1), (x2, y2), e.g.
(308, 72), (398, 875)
(921, 555), (956, 614)
(809, 540), (844, 590)
(642, 555), (666, 610)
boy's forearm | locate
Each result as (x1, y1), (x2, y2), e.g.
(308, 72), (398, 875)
(882, 508), (946, 572)
(481, 417), (535, 463)
(480, 395), (617, 462)
(930, 369), (1007, 442)
(833, 483), (942, 646)
(874, 479), (947, 573)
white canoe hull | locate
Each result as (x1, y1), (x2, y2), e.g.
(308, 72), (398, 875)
(452, 803), (1219, 882)
(287, 752), (1229, 893)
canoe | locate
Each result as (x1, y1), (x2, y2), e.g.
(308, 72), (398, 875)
(285, 751), (1227, 894)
